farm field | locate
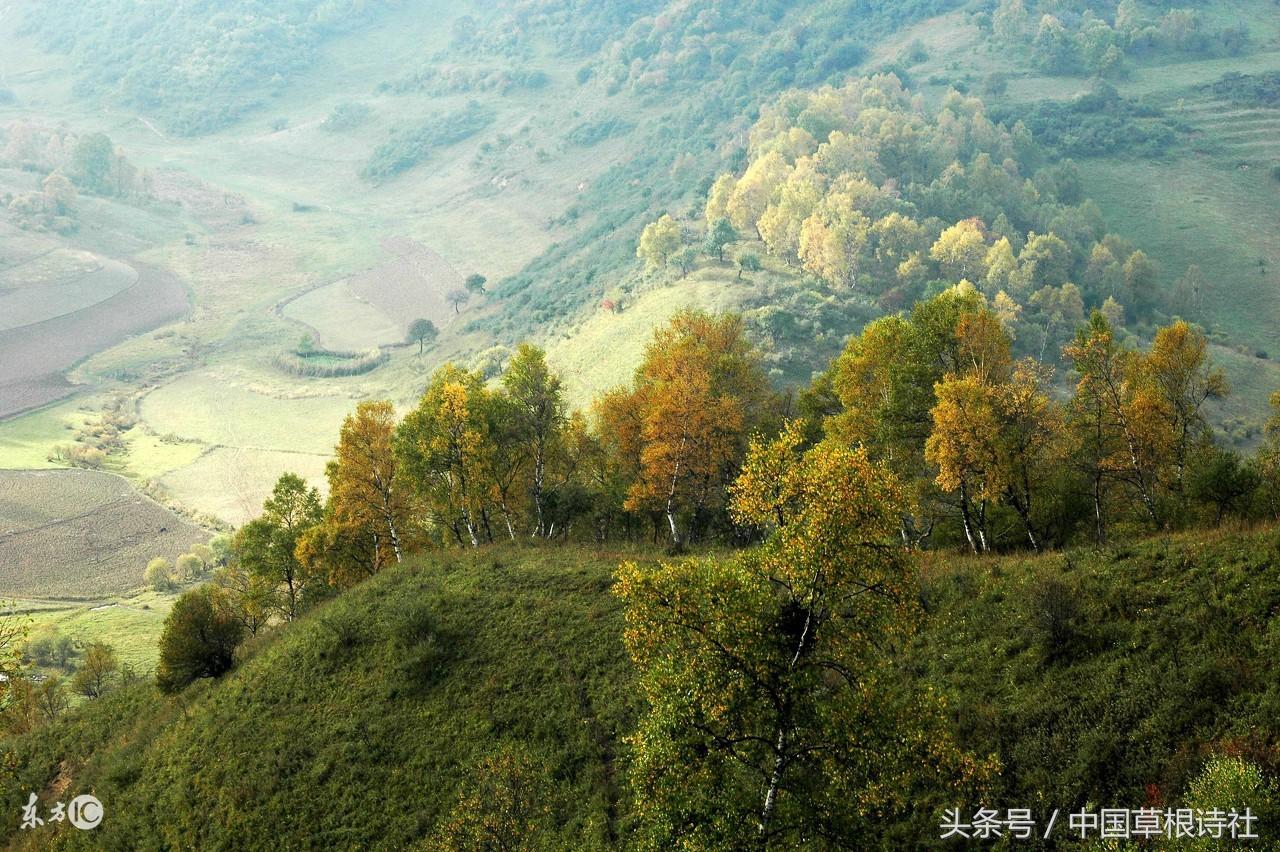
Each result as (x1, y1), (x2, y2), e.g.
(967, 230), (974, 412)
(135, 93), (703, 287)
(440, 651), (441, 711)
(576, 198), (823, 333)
(158, 446), (331, 527)
(0, 259), (189, 419)
(137, 369), (359, 457)
(284, 238), (463, 349)
(17, 589), (176, 674)
(0, 469), (206, 598)
(283, 280), (403, 350)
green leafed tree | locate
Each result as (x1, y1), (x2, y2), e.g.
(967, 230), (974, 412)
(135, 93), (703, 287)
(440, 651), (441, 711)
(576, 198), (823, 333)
(407, 318), (438, 354)
(616, 424), (990, 848)
(702, 216), (738, 262)
(156, 586), (245, 694)
(234, 473), (325, 621)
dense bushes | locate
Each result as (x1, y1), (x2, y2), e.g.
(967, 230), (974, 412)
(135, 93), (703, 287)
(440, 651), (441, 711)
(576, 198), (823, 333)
(320, 102), (372, 132)
(274, 346), (388, 377)
(20, 0), (394, 135)
(361, 101), (495, 181)
(997, 84), (1178, 158)
(1207, 71), (1280, 108)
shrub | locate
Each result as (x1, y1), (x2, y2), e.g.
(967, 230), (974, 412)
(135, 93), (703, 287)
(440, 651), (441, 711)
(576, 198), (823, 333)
(156, 586), (245, 693)
(274, 346), (388, 378)
(320, 102), (372, 132)
(362, 101), (495, 180)
(145, 557), (174, 591)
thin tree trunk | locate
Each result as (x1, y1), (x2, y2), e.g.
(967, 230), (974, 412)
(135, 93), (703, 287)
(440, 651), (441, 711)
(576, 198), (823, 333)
(665, 443), (685, 547)
(959, 481), (979, 555)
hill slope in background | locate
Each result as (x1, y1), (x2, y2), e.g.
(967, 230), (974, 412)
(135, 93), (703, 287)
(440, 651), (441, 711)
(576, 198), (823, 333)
(4, 529), (1279, 848)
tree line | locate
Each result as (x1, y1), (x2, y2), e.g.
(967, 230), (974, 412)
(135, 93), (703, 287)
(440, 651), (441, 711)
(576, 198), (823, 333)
(197, 290), (1280, 643)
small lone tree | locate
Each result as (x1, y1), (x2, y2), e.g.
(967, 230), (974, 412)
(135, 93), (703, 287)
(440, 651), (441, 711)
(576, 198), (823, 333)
(464, 273), (487, 295)
(71, 642), (118, 698)
(736, 252), (762, 280)
(145, 557), (173, 591)
(156, 586), (245, 693)
(703, 216), (738, 262)
(448, 288), (471, 315)
(175, 553), (205, 583)
(407, 318), (439, 354)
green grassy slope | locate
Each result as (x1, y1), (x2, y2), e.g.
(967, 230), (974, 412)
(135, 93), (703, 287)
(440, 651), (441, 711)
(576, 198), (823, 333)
(4, 529), (1280, 847)
(1, 545), (646, 850)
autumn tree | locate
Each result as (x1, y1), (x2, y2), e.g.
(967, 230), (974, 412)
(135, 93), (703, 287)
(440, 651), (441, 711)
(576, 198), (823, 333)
(327, 401), (413, 564)
(618, 426), (989, 847)
(927, 374), (1002, 552)
(613, 311), (770, 547)
(637, 214), (683, 269)
(995, 360), (1063, 550)
(396, 366), (490, 546)
(825, 284), (1000, 544)
(1140, 320), (1227, 506)
(1063, 312), (1164, 531)
(930, 218), (989, 282)
(145, 557), (174, 591)
(71, 642), (118, 698)
(233, 473), (324, 621)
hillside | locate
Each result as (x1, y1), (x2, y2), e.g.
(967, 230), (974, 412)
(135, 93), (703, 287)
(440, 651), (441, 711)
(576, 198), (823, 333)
(4, 529), (1279, 848)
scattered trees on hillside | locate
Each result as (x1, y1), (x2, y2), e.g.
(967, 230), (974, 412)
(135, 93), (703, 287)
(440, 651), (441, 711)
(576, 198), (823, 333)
(235, 295), (1271, 571)
(991, 0), (1249, 76)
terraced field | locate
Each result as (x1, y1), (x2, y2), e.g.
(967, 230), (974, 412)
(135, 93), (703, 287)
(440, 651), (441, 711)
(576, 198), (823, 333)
(1178, 95), (1280, 168)
(0, 469), (206, 597)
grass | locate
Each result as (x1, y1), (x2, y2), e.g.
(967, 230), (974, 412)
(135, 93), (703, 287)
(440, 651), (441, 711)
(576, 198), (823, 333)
(1079, 156), (1280, 357)
(18, 589), (177, 674)
(0, 401), (89, 469)
(547, 267), (760, 408)
(137, 370), (358, 456)
(0, 544), (648, 848)
(156, 446), (331, 527)
(2, 528), (1279, 846)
